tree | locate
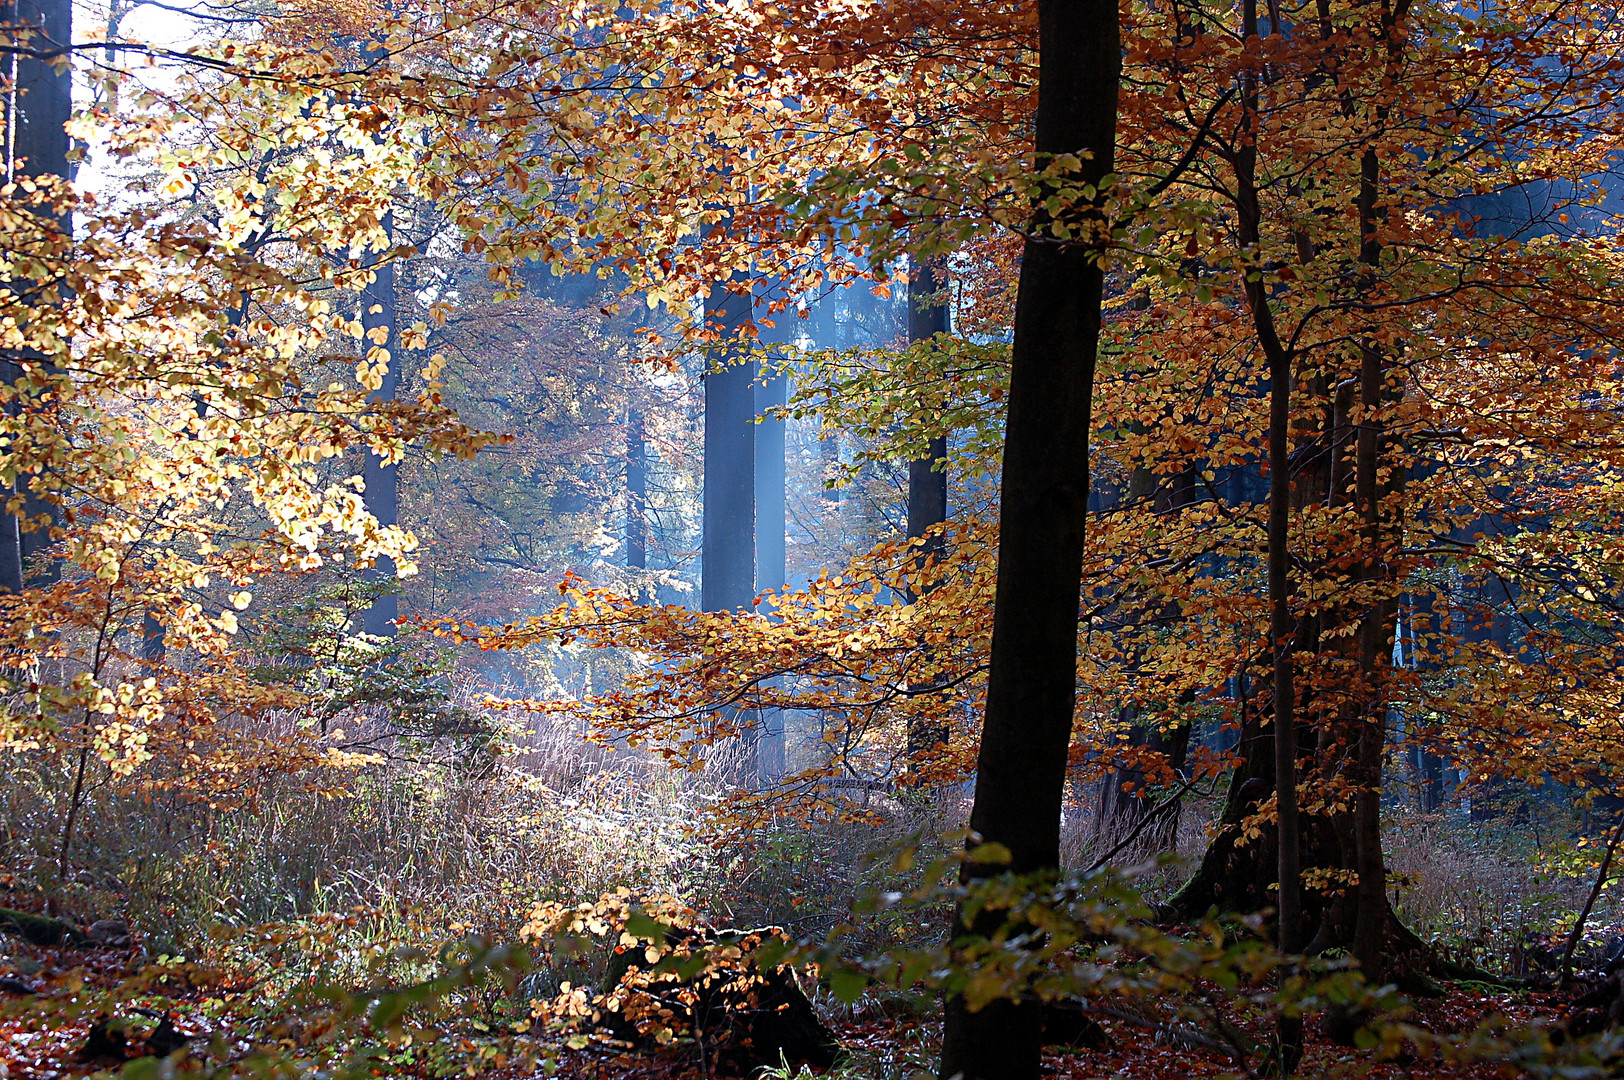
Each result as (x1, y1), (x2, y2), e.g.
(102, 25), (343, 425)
(701, 275), (756, 616)
(756, 299), (791, 780)
(938, 2), (1119, 1078)
(0, 0), (71, 594)
(359, 219), (401, 637)
(905, 257), (950, 759)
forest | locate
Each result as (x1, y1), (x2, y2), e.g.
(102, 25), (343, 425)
(3, 0), (1624, 1078)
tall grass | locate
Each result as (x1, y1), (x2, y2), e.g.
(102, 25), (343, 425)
(1, 704), (1604, 981)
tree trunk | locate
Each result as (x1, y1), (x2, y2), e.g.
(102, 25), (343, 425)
(627, 407), (647, 570)
(1234, 5), (1306, 1062)
(1167, 0), (1437, 998)
(1350, 148), (1391, 977)
(1095, 704), (1191, 856)
(0, 0), (71, 594)
(905, 256), (949, 759)
(755, 307), (789, 782)
(905, 256), (949, 563)
(1232, 0), (1304, 971)
(701, 279), (756, 614)
(937, 1), (1118, 1077)
(360, 224), (399, 638)
(703, 270), (757, 780)
(1095, 467), (1193, 851)
(140, 612), (165, 664)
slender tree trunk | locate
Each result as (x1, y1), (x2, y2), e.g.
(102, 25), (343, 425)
(1560, 811), (1624, 983)
(1232, 1), (1303, 1066)
(1350, 0), (1411, 974)
(140, 612), (165, 663)
(905, 256), (950, 759)
(756, 310), (788, 782)
(627, 407), (648, 570)
(1350, 240), (1389, 975)
(905, 256), (949, 558)
(1264, 263), (1304, 1075)
(57, 740), (87, 882)
(937, 2), (1118, 1077)
(360, 223), (399, 638)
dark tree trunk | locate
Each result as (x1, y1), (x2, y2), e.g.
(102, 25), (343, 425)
(360, 229), (399, 638)
(1095, 705), (1191, 855)
(1095, 467), (1194, 850)
(936, 1), (1118, 1077)
(905, 442), (947, 558)
(0, 0), (71, 594)
(627, 408), (647, 570)
(1233, 0), (1303, 971)
(905, 256), (949, 559)
(1232, 4), (1306, 1062)
(1350, 146), (1391, 977)
(905, 256), (949, 759)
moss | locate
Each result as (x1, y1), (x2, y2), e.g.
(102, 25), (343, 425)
(0, 907), (87, 946)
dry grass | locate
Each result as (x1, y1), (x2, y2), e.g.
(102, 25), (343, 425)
(1, 701), (1603, 983)
(1386, 809), (1601, 972)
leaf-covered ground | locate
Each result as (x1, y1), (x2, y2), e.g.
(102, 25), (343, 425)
(0, 921), (1569, 1080)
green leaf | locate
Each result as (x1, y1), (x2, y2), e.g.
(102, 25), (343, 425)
(625, 910), (670, 941)
(827, 968), (867, 1003)
(967, 841), (1013, 866)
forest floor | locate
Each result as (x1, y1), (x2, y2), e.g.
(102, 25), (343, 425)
(0, 922), (1567, 1080)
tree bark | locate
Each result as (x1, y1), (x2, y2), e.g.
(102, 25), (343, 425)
(0, 0), (71, 593)
(1096, 704), (1191, 855)
(937, 1), (1118, 1077)
(905, 256), (949, 561)
(702, 267), (757, 781)
(755, 307), (789, 782)
(360, 224), (399, 638)
(1232, 2), (1304, 1063)
(703, 275), (757, 614)
(1095, 466), (1193, 850)
(905, 256), (949, 759)
(627, 407), (647, 569)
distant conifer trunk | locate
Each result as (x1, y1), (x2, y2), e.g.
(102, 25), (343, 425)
(755, 311), (788, 781)
(360, 220), (399, 638)
(357, 26), (399, 638)
(905, 257), (949, 549)
(702, 278), (756, 612)
(627, 407), (648, 570)
(702, 274), (757, 778)
(0, 0), (71, 594)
